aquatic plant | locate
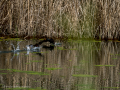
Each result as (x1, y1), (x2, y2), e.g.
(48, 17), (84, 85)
(0, 0), (119, 39)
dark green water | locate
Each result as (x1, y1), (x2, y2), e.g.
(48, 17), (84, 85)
(0, 39), (120, 90)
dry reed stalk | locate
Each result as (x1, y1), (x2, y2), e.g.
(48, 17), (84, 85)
(96, 0), (120, 39)
(0, 0), (120, 39)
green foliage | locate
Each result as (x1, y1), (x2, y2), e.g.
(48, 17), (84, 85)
(46, 68), (62, 70)
(3, 69), (50, 75)
(72, 74), (98, 77)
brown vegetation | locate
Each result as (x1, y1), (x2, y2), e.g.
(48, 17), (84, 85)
(0, 0), (120, 39)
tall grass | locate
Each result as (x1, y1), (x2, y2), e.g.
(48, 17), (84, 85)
(0, 0), (120, 39)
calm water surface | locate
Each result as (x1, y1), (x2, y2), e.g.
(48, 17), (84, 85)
(0, 39), (120, 90)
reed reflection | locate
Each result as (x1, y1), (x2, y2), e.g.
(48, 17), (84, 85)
(0, 40), (120, 90)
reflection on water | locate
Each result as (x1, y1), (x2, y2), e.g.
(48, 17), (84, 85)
(0, 39), (120, 90)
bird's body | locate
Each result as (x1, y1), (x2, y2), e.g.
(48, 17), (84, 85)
(26, 38), (56, 51)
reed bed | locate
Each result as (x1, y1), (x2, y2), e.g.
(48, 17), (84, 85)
(0, 0), (120, 39)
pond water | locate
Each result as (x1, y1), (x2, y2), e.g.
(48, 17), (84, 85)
(0, 39), (120, 90)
